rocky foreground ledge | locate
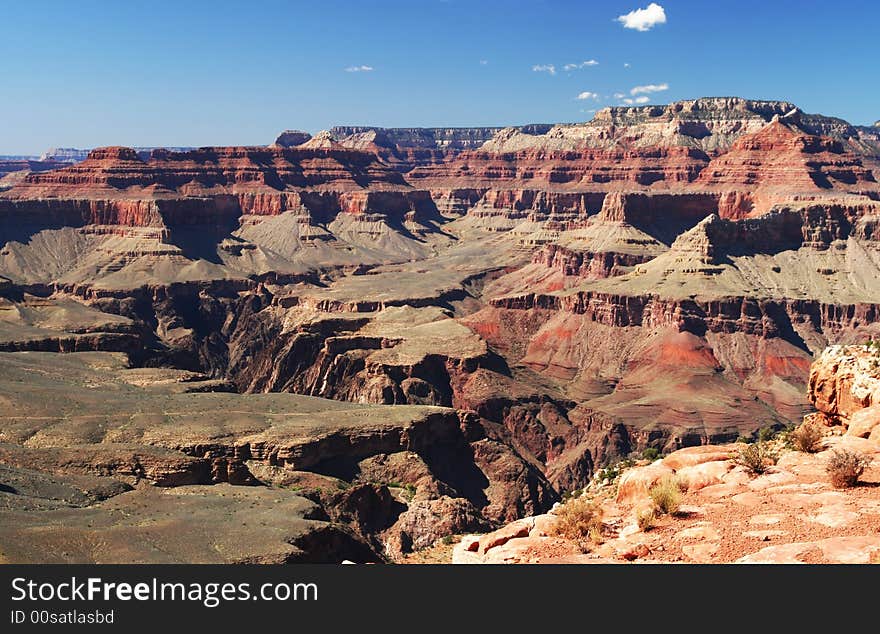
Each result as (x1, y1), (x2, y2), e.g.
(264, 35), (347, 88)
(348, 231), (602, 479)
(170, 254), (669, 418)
(451, 344), (880, 564)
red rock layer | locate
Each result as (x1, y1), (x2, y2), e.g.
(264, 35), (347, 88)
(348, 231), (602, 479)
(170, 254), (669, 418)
(12, 145), (408, 197)
(597, 191), (719, 225)
(408, 146), (710, 189)
(697, 121), (878, 217)
(0, 145), (438, 229)
(490, 291), (880, 341)
(0, 195), (239, 229)
(532, 244), (651, 279)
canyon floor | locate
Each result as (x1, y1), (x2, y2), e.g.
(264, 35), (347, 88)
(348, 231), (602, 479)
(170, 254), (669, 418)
(1, 98), (880, 562)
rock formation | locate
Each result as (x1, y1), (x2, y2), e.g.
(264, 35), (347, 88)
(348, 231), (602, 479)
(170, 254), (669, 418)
(808, 344), (880, 439)
(272, 130), (312, 147)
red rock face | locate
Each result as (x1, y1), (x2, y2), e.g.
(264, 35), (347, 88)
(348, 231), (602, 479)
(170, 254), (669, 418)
(409, 145), (710, 189)
(16, 145), (407, 195)
(532, 244), (651, 280)
(0, 144), (432, 236)
(697, 121), (877, 216)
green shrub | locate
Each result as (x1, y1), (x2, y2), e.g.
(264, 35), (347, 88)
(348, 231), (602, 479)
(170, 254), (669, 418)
(641, 447), (661, 461)
(758, 426), (778, 442)
(736, 442), (773, 475)
(649, 475), (682, 515)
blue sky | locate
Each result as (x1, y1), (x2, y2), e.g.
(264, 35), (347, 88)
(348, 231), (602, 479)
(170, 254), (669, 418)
(1, 0), (877, 154)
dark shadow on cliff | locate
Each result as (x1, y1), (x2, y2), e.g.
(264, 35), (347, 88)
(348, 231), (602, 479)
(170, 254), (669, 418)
(420, 441), (490, 509)
(764, 302), (811, 353)
(164, 227), (233, 264)
(0, 222), (80, 251)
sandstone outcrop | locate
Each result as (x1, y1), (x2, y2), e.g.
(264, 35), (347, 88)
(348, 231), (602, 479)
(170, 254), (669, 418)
(454, 435), (880, 564)
(809, 345), (880, 439)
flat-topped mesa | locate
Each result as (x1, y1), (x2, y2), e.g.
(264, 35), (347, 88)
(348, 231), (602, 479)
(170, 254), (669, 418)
(475, 98), (880, 158)
(594, 96), (798, 121)
(272, 130), (312, 148)
(476, 98), (798, 155)
(12, 144), (408, 195)
(329, 125), (553, 150)
(596, 191), (719, 239)
(86, 146), (142, 162)
(6, 145), (417, 206)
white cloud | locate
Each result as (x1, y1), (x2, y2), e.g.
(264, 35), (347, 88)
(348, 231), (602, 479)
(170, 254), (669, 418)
(576, 91), (599, 100)
(616, 3), (667, 31)
(621, 96), (651, 105)
(479, 59), (488, 65)
(532, 64), (556, 75)
(630, 83), (668, 95)
(563, 60), (599, 71)
(345, 65), (374, 72)
(613, 92), (625, 99)
(624, 62), (631, 68)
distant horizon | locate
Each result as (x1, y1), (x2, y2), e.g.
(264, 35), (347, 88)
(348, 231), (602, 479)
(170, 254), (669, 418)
(2, 0), (877, 154)
(2, 94), (876, 157)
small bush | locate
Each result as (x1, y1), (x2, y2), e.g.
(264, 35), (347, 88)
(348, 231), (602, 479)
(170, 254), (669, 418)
(637, 508), (656, 531)
(758, 426), (778, 442)
(736, 435), (752, 444)
(789, 422), (824, 453)
(649, 475), (681, 515)
(641, 447), (661, 461)
(593, 465), (619, 484)
(552, 497), (604, 548)
(826, 449), (872, 488)
(736, 442), (774, 475)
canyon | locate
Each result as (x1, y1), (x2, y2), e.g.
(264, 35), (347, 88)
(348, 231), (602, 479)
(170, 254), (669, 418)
(1, 97), (880, 563)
